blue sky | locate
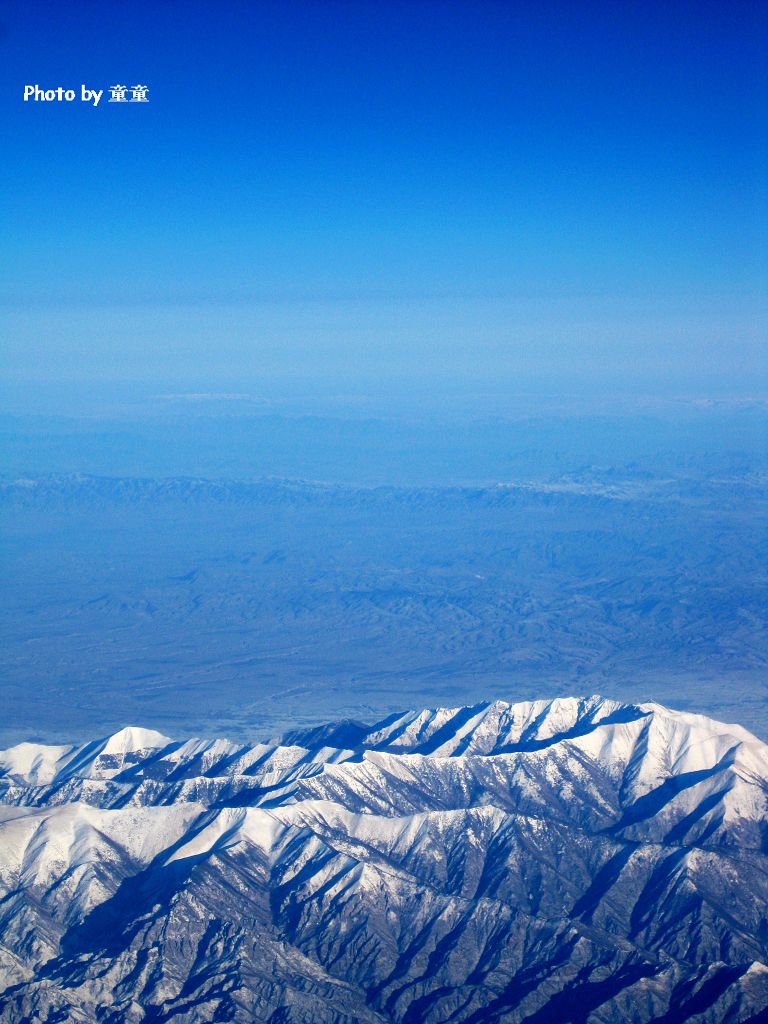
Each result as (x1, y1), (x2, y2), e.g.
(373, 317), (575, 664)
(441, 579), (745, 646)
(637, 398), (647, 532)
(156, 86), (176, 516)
(1, 0), (766, 405)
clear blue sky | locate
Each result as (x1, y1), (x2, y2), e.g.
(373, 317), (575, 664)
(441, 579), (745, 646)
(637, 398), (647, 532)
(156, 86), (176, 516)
(1, 0), (766, 405)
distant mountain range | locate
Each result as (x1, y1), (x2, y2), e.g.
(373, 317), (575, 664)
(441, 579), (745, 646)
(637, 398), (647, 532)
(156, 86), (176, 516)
(1, 697), (767, 1022)
(1, 470), (763, 507)
(3, 473), (766, 747)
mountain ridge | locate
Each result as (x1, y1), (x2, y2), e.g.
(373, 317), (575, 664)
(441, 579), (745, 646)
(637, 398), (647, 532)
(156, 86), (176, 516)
(1, 696), (767, 1022)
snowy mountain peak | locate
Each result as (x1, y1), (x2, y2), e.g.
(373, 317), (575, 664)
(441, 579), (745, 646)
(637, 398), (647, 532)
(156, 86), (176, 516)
(0, 696), (766, 1023)
(100, 725), (172, 755)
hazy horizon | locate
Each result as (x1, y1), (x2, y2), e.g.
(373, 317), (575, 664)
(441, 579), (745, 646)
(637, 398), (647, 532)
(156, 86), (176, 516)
(1, 0), (765, 737)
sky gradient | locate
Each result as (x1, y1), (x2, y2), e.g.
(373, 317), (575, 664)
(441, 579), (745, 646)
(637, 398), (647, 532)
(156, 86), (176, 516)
(1, 0), (766, 407)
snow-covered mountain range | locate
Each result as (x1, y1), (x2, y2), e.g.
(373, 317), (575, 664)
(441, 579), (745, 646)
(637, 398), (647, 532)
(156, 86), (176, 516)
(1, 697), (767, 1022)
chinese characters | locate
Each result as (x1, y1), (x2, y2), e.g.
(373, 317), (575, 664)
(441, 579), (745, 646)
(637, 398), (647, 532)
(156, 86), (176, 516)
(108, 85), (149, 103)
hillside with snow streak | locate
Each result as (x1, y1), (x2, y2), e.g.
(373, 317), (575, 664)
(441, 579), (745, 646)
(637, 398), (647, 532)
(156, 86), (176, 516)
(1, 696), (767, 1023)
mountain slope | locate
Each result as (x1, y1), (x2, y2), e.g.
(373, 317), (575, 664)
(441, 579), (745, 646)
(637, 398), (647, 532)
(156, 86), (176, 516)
(0, 697), (767, 1022)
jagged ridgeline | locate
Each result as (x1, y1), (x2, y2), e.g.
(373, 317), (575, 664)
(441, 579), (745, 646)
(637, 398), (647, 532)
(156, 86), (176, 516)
(1, 697), (767, 1023)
